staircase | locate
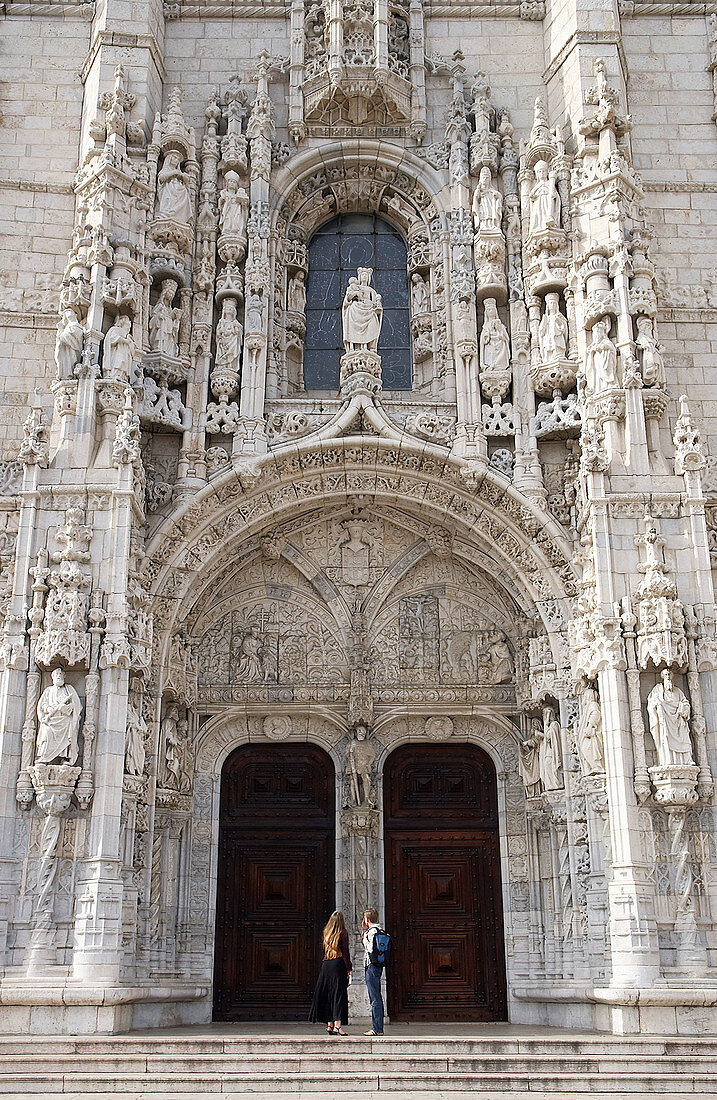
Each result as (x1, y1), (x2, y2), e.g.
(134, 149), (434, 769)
(1, 1026), (716, 1097)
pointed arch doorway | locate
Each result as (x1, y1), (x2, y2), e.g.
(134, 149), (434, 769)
(213, 742), (335, 1020)
(384, 742), (507, 1021)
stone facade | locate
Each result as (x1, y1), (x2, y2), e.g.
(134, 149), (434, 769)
(0, 0), (716, 1038)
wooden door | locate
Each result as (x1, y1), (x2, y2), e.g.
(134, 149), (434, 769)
(384, 743), (507, 1021)
(213, 743), (335, 1020)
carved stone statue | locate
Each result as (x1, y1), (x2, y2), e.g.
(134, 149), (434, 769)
(538, 293), (568, 362)
(519, 721), (542, 797)
(585, 319), (618, 393)
(103, 314), (135, 382)
(55, 309), (84, 379)
(487, 629), (513, 683)
(480, 299), (510, 374)
(539, 705), (563, 790)
(36, 668), (82, 766)
(244, 291), (264, 334)
(125, 683), (147, 777)
(236, 627), (270, 681)
(472, 166), (503, 233)
(160, 701), (184, 789)
(157, 150), (193, 224)
(575, 686), (604, 775)
(411, 273), (430, 316)
(646, 669), (694, 767)
(214, 298), (243, 373)
(287, 270), (306, 314)
(148, 280), (180, 358)
(347, 724), (376, 807)
(635, 315), (665, 387)
(528, 159), (560, 235)
(342, 267), (383, 353)
(177, 716), (193, 793)
(218, 171), (249, 238)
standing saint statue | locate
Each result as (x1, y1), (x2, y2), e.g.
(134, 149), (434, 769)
(287, 270), (306, 314)
(36, 668), (82, 766)
(472, 166), (503, 233)
(585, 319), (618, 393)
(125, 683), (147, 778)
(157, 151), (193, 224)
(103, 314), (135, 382)
(528, 159), (561, 235)
(148, 280), (181, 359)
(646, 669), (694, 767)
(519, 721), (542, 798)
(160, 701), (182, 789)
(479, 299), (510, 374)
(539, 705), (563, 791)
(411, 273), (430, 316)
(214, 298), (243, 374)
(218, 171), (249, 238)
(342, 268), (383, 353)
(575, 686), (604, 775)
(635, 315), (665, 387)
(55, 309), (84, 379)
(538, 293), (569, 362)
(347, 724), (376, 807)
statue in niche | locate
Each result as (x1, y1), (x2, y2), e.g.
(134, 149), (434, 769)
(575, 686), (604, 775)
(160, 700), (191, 790)
(528, 159), (561, 235)
(519, 720), (542, 798)
(157, 150), (193, 224)
(236, 627), (270, 682)
(342, 267), (383, 353)
(244, 290), (264, 334)
(125, 680), (147, 777)
(411, 273), (430, 316)
(214, 298), (243, 373)
(539, 705), (563, 790)
(148, 279), (181, 359)
(538, 293), (568, 362)
(347, 724), (376, 807)
(585, 319), (618, 393)
(479, 299), (510, 374)
(635, 315), (665, 387)
(487, 629), (513, 683)
(646, 669), (694, 767)
(36, 668), (82, 766)
(218, 171), (249, 238)
(55, 309), (84, 379)
(472, 166), (503, 233)
(103, 314), (135, 382)
(287, 270), (306, 314)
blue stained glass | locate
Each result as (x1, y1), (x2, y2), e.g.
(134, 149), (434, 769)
(304, 214), (412, 391)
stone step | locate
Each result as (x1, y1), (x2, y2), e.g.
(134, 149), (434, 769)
(1, 1070), (716, 1094)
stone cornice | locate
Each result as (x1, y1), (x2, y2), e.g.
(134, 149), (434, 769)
(81, 29), (166, 85)
(0, 0), (94, 16)
(543, 31), (628, 87)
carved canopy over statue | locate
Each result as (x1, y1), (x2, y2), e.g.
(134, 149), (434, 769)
(342, 267), (383, 352)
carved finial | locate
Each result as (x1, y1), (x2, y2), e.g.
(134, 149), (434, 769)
(674, 394), (706, 476)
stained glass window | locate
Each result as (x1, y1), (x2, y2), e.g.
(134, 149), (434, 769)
(303, 213), (412, 391)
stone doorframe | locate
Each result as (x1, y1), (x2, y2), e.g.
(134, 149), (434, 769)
(191, 706), (525, 1021)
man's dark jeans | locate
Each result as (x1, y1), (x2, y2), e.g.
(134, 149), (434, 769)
(364, 962), (384, 1034)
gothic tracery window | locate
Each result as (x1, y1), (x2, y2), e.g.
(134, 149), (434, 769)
(303, 213), (412, 391)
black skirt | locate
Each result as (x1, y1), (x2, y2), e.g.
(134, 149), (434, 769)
(309, 958), (349, 1025)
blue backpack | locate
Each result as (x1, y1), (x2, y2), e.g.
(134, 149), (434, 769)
(369, 928), (392, 967)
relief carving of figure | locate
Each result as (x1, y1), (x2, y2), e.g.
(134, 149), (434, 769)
(539, 705), (563, 790)
(148, 279), (181, 358)
(538, 293), (568, 362)
(480, 299), (510, 374)
(244, 290), (264, 334)
(218, 171), (249, 238)
(55, 309), (84, 379)
(528, 159), (560, 235)
(125, 680), (147, 777)
(585, 319), (618, 393)
(519, 721), (542, 798)
(487, 629), (513, 683)
(160, 701), (192, 790)
(215, 298), (243, 373)
(236, 627), (270, 681)
(347, 724), (376, 807)
(103, 314), (135, 382)
(342, 267), (383, 353)
(411, 273), (430, 316)
(287, 271), (306, 314)
(635, 316), (665, 387)
(575, 686), (604, 775)
(36, 668), (82, 766)
(646, 669), (694, 767)
(157, 150), (193, 224)
(472, 166), (503, 233)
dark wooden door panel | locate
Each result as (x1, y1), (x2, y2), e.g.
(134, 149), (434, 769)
(385, 744), (507, 1022)
(214, 744), (334, 1021)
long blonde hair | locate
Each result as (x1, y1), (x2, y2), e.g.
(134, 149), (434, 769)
(322, 910), (346, 959)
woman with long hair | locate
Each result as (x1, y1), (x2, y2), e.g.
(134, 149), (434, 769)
(309, 910), (352, 1034)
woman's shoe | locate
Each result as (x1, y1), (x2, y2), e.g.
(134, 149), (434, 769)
(334, 1028), (348, 1035)
(326, 1025), (335, 1034)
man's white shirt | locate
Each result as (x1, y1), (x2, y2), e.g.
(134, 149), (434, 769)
(362, 922), (380, 967)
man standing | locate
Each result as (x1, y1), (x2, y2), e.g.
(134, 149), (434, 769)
(361, 908), (385, 1037)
